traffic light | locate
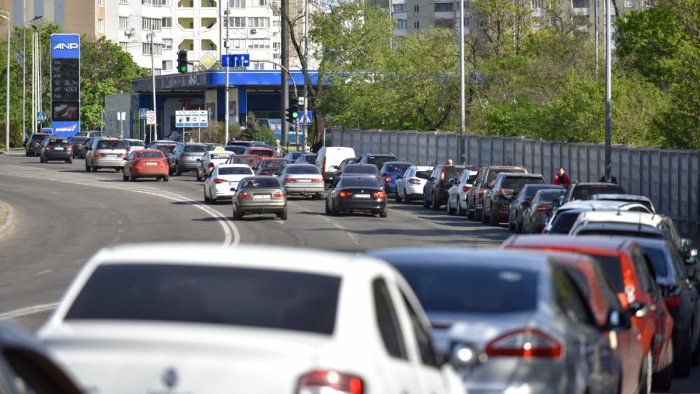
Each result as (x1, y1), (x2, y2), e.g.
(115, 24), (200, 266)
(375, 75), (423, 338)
(177, 50), (188, 73)
(285, 104), (299, 124)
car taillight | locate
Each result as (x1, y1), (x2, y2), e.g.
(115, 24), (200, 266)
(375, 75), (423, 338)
(431, 322), (452, 329)
(523, 199), (531, 204)
(312, 178), (323, 183)
(385, 175), (392, 183)
(208, 163), (214, 168)
(541, 229), (549, 234)
(45, 145), (51, 150)
(339, 191), (353, 197)
(297, 370), (363, 394)
(485, 328), (562, 358)
(260, 171), (271, 175)
(440, 168), (445, 182)
(373, 191), (386, 198)
(478, 187), (489, 197)
(462, 186), (471, 192)
(213, 178), (226, 184)
(180, 153), (187, 158)
(67, 145), (72, 150)
(535, 205), (552, 212)
(284, 178), (296, 183)
(665, 296), (680, 308)
(239, 192), (251, 198)
(95, 152), (105, 157)
(498, 188), (514, 196)
(274, 191), (286, 198)
(409, 178), (421, 184)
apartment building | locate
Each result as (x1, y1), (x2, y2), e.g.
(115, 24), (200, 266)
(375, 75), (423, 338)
(0, 0), (105, 40)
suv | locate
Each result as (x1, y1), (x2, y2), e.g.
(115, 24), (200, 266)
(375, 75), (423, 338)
(422, 164), (469, 210)
(482, 173), (545, 225)
(25, 132), (54, 156)
(357, 153), (398, 170)
(465, 166), (528, 220)
(379, 161), (413, 195)
(39, 137), (73, 164)
(168, 143), (208, 175)
(560, 182), (626, 204)
(85, 138), (127, 172)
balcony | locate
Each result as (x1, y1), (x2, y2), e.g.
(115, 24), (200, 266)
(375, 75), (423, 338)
(203, 0), (217, 6)
(201, 39), (217, 51)
(178, 0), (194, 7)
(178, 18), (194, 30)
(179, 39), (194, 51)
(201, 17), (217, 29)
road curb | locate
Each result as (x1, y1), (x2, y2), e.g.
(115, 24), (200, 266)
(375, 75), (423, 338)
(0, 200), (14, 239)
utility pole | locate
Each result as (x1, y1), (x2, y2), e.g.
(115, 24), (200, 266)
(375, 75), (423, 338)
(224, 0), (231, 145)
(459, 0), (465, 165)
(280, 0), (290, 146)
(604, 0), (612, 182)
(302, 0), (309, 152)
(150, 32), (157, 141)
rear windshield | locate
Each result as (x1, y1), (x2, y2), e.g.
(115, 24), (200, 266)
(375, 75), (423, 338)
(487, 168), (526, 183)
(48, 138), (69, 145)
(345, 165), (376, 174)
(287, 165), (320, 175)
(368, 156), (396, 167)
(209, 152), (233, 160)
(241, 177), (282, 188)
(219, 167), (254, 175)
(97, 140), (125, 150)
(339, 177), (381, 188)
(549, 211), (582, 233)
(415, 170), (432, 180)
(225, 146), (247, 154)
(65, 264), (340, 335)
(523, 185), (560, 199)
(503, 177), (544, 190)
(443, 166), (466, 181)
(573, 184), (626, 200)
(249, 149), (273, 157)
(231, 156), (261, 166)
(576, 229), (664, 240)
(31, 134), (49, 141)
(136, 151), (164, 159)
(261, 160), (288, 167)
(397, 265), (537, 313)
(535, 190), (564, 204)
(184, 145), (207, 153)
(384, 163), (412, 173)
(302, 155), (316, 163)
(128, 140), (145, 147)
(588, 254), (624, 292)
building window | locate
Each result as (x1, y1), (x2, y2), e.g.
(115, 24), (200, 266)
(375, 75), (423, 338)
(153, 0), (169, 4)
(142, 0), (151, 4)
(119, 0), (129, 3)
(142, 43), (163, 56)
(97, 19), (104, 33)
(162, 60), (172, 70)
(251, 62), (264, 70)
(248, 38), (269, 49)
(247, 17), (270, 27)
(154, 69), (162, 76)
(142, 17), (162, 31)
(624, 0), (633, 6)
(229, 17), (246, 27)
(397, 19), (407, 29)
(435, 18), (453, 28)
(273, 53), (280, 59)
(413, 20), (419, 29)
(273, 42), (280, 49)
(162, 17), (172, 27)
(119, 42), (128, 51)
(393, 3), (405, 11)
(97, 0), (104, 6)
(435, 3), (452, 11)
(232, 39), (244, 48)
(255, 0), (266, 5)
(163, 39), (172, 49)
(119, 16), (129, 29)
(413, 4), (419, 12)
(230, 0), (246, 7)
(273, 20), (280, 27)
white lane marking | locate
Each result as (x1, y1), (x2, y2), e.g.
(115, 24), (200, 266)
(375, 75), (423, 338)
(0, 303), (59, 319)
(35, 270), (52, 276)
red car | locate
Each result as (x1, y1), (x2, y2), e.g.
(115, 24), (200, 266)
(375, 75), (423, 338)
(243, 147), (274, 160)
(122, 149), (169, 182)
(502, 235), (675, 392)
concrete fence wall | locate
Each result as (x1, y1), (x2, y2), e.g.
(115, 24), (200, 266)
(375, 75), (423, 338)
(330, 127), (700, 235)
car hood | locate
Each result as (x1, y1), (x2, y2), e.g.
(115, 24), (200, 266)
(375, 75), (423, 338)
(40, 321), (335, 394)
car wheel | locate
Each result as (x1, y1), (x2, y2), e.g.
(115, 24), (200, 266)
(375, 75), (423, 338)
(85, 161), (90, 172)
(674, 334), (691, 377)
(331, 201), (340, 216)
(39, 156), (44, 163)
(176, 163), (182, 176)
(489, 204), (499, 225)
(456, 200), (465, 216)
(196, 173), (202, 182)
(129, 172), (136, 182)
(162, 175), (169, 182)
(67, 158), (73, 164)
(325, 200), (331, 215)
(652, 338), (673, 392)
(278, 208), (288, 220)
(467, 199), (475, 219)
(639, 350), (652, 394)
(515, 214), (522, 233)
(204, 188), (210, 203)
(232, 205), (243, 220)
(379, 207), (388, 218)
(122, 170), (129, 181)
(403, 189), (411, 204)
(431, 192), (440, 210)
(91, 162), (97, 172)
(480, 203), (489, 224)
(422, 193), (429, 208)
(446, 198), (452, 214)
(395, 191), (402, 203)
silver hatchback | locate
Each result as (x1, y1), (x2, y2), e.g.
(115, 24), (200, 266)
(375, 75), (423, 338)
(85, 138), (127, 172)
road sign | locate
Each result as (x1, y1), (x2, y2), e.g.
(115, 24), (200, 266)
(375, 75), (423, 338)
(146, 111), (156, 125)
(299, 112), (313, 126)
(37, 112), (46, 122)
(139, 108), (149, 119)
(222, 54), (249, 68)
(175, 110), (208, 128)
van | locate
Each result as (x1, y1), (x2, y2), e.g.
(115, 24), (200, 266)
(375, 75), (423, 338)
(315, 146), (356, 186)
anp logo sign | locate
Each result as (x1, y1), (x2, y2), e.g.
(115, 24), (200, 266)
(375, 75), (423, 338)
(53, 43), (79, 50)
(50, 34), (80, 59)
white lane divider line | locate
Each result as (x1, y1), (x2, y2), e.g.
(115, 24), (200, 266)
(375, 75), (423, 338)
(0, 303), (59, 320)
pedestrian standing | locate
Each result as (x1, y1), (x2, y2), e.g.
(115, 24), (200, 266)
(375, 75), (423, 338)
(447, 158), (453, 165)
(554, 167), (570, 187)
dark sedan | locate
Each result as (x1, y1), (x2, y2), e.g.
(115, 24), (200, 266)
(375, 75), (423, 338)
(40, 137), (73, 163)
(508, 184), (565, 232)
(522, 188), (567, 234)
(331, 163), (383, 188)
(67, 136), (89, 158)
(326, 175), (387, 217)
(256, 158), (291, 176)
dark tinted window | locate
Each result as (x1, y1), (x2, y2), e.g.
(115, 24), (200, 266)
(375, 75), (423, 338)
(415, 170), (432, 180)
(397, 265), (538, 313)
(373, 278), (408, 360)
(241, 177), (281, 188)
(339, 177), (381, 188)
(302, 155), (316, 163)
(136, 151), (164, 159)
(225, 146), (247, 154)
(384, 163), (412, 173)
(287, 165), (320, 175)
(588, 254), (624, 292)
(400, 290), (441, 368)
(487, 168), (526, 183)
(549, 211), (582, 233)
(209, 152), (233, 160)
(367, 156), (396, 167)
(219, 167), (254, 175)
(184, 145), (207, 153)
(66, 265), (340, 334)
(48, 138), (69, 145)
(344, 165), (377, 174)
(249, 149), (273, 157)
(443, 166), (465, 182)
(553, 267), (595, 325)
(97, 140), (125, 150)
(573, 184), (626, 200)
(127, 140), (145, 147)
(534, 190), (565, 204)
(502, 177), (545, 190)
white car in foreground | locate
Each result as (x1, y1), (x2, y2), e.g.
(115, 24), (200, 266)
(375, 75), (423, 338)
(396, 165), (434, 204)
(38, 243), (465, 394)
(202, 163), (254, 203)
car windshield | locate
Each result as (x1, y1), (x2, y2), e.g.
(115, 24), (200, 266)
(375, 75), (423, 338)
(219, 167), (254, 175)
(339, 177), (381, 188)
(368, 156), (396, 167)
(225, 146), (247, 154)
(97, 141), (125, 150)
(184, 145), (207, 153)
(64, 264), (340, 335)
(241, 178), (281, 188)
(137, 152), (163, 159)
(549, 211), (582, 233)
(397, 265), (537, 313)
(415, 170), (431, 180)
(261, 160), (287, 167)
(287, 165), (320, 175)
(209, 152), (232, 160)
(444, 166), (466, 181)
(503, 177), (544, 190)
(345, 165), (375, 174)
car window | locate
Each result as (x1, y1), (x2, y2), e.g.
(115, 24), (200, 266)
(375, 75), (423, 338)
(640, 246), (669, 278)
(588, 254), (625, 293)
(241, 177), (281, 188)
(632, 248), (657, 294)
(128, 140), (145, 147)
(219, 167), (254, 175)
(286, 165), (320, 175)
(97, 140), (125, 150)
(553, 267), (596, 326)
(386, 163), (411, 173)
(415, 170), (431, 180)
(549, 211), (582, 234)
(573, 184), (626, 200)
(368, 156), (396, 167)
(397, 265), (538, 313)
(536, 190), (565, 204)
(487, 168), (526, 183)
(136, 151), (164, 159)
(373, 278), (408, 360)
(503, 177), (544, 190)
(338, 177), (381, 188)
(48, 138), (69, 145)
(184, 145), (207, 153)
(65, 265), (341, 335)
(399, 290), (442, 368)
(443, 166), (465, 182)
(249, 149), (273, 157)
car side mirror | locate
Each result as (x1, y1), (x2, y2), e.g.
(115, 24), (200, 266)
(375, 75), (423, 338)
(628, 302), (648, 318)
(449, 342), (477, 369)
(606, 309), (631, 331)
(686, 251), (698, 265)
(448, 178), (456, 185)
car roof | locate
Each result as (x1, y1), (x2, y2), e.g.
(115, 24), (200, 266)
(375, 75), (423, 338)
(575, 210), (664, 226)
(558, 200), (650, 212)
(502, 234), (634, 253)
(218, 163), (253, 168)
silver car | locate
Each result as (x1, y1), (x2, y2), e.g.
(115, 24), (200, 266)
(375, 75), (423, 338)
(169, 143), (208, 176)
(446, 169), (477, 215)
(277, 164), (325, 199)
(85, 138), (127, 172)
(368, 247), (623, 394)
(395, 165), (433, 204)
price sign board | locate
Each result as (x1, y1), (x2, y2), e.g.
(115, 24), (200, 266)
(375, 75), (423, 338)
(50, 34), (81, 136)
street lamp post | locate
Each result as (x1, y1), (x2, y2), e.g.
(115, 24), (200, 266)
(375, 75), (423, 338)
(23, 16), (42, 142)
(1, 11), (10, 153)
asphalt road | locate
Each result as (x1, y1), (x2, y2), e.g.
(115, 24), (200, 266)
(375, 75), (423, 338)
(0, 153), (698, 393)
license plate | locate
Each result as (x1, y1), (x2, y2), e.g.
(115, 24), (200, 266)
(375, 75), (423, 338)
(297, 179), (311, 183)
(254, 194), (271, 200)
(355, 194), (370, 198)
(229, 181), (238, 186)
(54, 147), (64, 151)
(106, 155), (116, 159)
(145, 162), (157, 166)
